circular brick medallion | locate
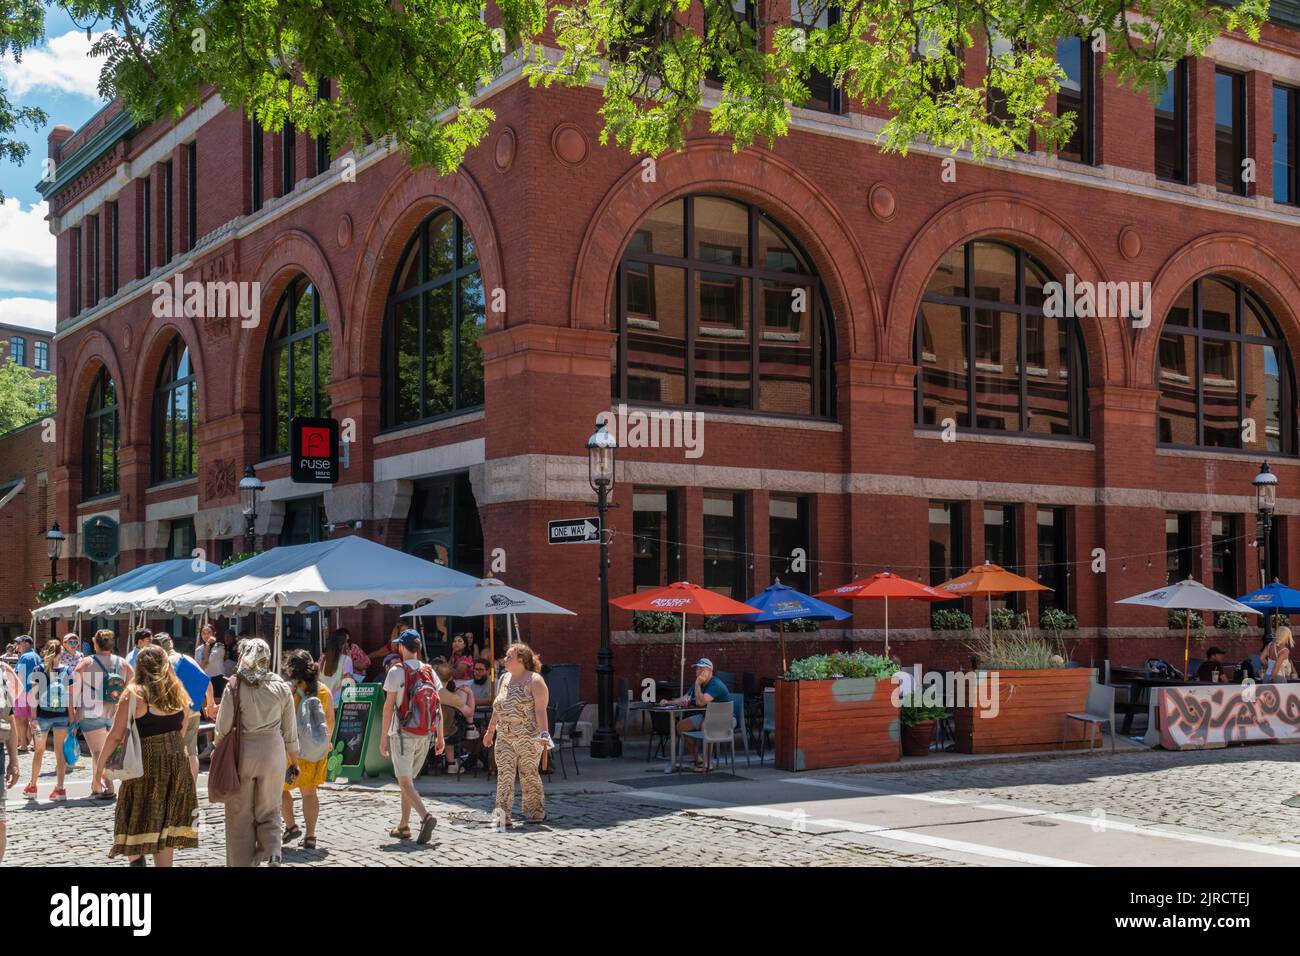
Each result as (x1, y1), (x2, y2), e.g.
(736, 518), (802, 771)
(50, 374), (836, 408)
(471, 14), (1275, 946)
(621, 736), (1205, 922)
(868, 182), (897, 222)
(1118, 226), (1142, 260)
(495, 126), (517, 172)
(551, 123), (589, 168)
(337, 214), (353, 249)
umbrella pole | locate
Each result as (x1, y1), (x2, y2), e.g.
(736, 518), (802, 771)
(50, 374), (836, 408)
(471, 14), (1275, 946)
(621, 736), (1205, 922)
(274, 604), (283, 668)
(679, 613), (687, 696)
(884, 596), (890, 659)
(780, 620), (787, 676)
(1184, 616), (1190, 680)
(489, 616), (496, 682)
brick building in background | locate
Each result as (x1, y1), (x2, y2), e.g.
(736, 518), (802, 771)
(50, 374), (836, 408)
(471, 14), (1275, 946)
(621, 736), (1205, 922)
(0, 420), (54, 644)
(37, 4), (1300, 690)
(0, 322), (54, 376)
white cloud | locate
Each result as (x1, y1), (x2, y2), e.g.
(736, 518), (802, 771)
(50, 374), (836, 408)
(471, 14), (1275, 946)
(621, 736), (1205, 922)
(0, 30), (108, 99)
(0, 296), (54, 332)
(0, 198), (54, 295)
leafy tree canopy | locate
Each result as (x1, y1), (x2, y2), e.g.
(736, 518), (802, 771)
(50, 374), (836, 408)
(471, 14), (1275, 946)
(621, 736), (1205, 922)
(0, 343), (55, 433)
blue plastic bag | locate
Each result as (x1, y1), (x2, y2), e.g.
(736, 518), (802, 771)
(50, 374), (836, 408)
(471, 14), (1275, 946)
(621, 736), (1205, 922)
(63, 724), (80, 766)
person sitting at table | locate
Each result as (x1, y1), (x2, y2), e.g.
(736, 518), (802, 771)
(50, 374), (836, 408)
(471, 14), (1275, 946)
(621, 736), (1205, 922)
(1264, 627), (1298, 682)
(1195, 647), (1232, 683)
(432, 663), (475, 774)
(659, 658), (731, 771)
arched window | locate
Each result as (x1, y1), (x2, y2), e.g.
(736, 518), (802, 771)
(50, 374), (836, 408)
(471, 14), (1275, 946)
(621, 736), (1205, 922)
(263, 277), (333, 456)
(610, 195), (835, 417)
(83, 367), (118, 499)
(381, 210), (484, 428)
(915, 240), (1088, 437)
(152, 338), (197, 482)
(1158, 276), (1295, 453)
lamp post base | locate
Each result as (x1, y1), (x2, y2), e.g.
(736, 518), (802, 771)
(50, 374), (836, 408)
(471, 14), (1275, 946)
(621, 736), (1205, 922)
(589, 729), (623, 759)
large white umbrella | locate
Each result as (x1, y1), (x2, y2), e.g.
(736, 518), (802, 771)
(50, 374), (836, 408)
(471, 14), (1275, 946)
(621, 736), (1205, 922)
(402, 577), (575, 677)
(34, 558), (221, 621)
(1116, 577), (1260, 677)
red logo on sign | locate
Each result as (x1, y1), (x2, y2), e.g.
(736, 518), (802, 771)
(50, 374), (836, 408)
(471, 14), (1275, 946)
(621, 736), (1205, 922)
(301, 426), (332, 458)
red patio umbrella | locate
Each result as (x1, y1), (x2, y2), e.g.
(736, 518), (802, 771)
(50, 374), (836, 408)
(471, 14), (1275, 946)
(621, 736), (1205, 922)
(610, 581), (760, 692)
(936, 562), (1050, 633)
(816, 572), (950, 656)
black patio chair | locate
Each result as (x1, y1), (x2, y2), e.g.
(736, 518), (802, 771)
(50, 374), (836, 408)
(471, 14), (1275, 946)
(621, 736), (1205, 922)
(551, 702), (586, 779)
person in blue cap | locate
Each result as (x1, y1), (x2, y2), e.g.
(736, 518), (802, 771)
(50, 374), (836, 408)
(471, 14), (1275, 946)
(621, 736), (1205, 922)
(659, 658), (731, 771)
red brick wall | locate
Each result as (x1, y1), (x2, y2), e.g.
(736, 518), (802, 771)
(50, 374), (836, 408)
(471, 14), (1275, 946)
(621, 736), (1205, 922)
(0, 421), (54, 642)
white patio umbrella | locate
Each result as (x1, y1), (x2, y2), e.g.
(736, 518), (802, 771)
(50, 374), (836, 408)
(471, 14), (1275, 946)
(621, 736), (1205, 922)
(401, 577), (575, 677)
(1116, 577), (1260, 677)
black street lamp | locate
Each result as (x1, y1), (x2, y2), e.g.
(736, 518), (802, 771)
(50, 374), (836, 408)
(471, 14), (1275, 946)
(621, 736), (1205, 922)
(1255, 461), (1279, 642)
(45, 521), (64, 641)
(587, 416), (621, 758)
(239, 465), (265, 552)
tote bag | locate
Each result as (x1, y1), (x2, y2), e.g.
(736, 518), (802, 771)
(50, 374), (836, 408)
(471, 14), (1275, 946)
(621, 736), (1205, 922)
(207, 678), (242, 803)
(103, 699), (143, 782)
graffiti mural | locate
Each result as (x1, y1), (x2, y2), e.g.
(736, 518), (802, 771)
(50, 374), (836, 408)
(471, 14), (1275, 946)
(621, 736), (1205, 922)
(1159, 684), (1300, 749)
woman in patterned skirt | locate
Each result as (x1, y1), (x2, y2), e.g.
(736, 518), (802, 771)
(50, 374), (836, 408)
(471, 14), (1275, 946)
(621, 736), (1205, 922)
(483, 643), (552, 826)
(98, 645), (199, 865)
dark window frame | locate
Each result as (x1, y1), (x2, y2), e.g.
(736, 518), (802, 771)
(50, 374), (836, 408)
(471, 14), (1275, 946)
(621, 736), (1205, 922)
(151, 337), (198, 484)
(261, 277), (333, 457)
(1055, 36), (1094, 165)
(88, 214), (100, 305)
(163, 160), (174, 262)
(33, 340), (48, 371)
(282, 121), (296, 196)
(71, 226), (81, 315)
(251, 118), (264, 213)
(142, 176), (152, 275)
(108, 201), (119, 293)
(187, 141), (198, 248)
(82, 367), (119, 500)
(1215, 68), (1247, 195)
(1274, 83), (1299, 206)
(9, 336), (25, 366)
(1155, 60), (1189, 184)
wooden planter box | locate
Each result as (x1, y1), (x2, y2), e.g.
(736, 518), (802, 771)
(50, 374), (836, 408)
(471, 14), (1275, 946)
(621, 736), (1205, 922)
(775, 677), (900, 771)
(954, 667), (1094, 754)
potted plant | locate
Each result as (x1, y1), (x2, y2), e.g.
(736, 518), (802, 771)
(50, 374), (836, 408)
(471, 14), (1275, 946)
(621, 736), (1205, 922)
(931, 608), (973, 632)
(952, 620), (1093, 754)
(900, 693), (948, 757)
(776, 651), (901, 771)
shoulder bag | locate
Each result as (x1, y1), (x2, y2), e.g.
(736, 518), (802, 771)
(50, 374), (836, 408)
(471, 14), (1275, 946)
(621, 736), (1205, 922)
(207, 677), (243, 803)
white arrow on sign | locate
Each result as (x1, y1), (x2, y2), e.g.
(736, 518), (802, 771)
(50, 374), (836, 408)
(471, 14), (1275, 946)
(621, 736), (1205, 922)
(582, 520), (598, 540)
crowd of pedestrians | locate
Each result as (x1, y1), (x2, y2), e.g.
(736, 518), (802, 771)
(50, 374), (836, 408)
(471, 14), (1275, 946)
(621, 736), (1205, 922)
(0, 625), (555, 865)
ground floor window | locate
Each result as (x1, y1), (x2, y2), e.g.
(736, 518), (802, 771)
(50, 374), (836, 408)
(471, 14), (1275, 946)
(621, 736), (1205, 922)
(928, 500), (967, 613)
(703, 491), (746, 599)
(403, 472), (484, 576)
(1212, 513), (1240, 596)
(632, 487), (680, 590)
(1166, 511), (1194, 584)
(1036, 507), (1069, 611)
(769, 494), (811, 593)
(985, 503), (1020, 612)
(282, 496), (326, 546)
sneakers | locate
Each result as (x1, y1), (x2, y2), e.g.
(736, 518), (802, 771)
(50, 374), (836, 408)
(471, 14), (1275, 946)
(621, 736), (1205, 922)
(22, 784), (37, 798)
(50, 788), (67, 802)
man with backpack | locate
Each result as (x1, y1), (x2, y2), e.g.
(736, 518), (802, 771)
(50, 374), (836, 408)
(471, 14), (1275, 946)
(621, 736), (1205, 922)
(0, 657), (19, 861)
(379, 629), (444, 844)
(72, 629), (134, 799)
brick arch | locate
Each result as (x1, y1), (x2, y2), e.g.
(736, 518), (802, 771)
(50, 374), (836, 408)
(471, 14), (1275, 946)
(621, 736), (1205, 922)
(1134, 233), (1300, 387)
(127, 317), (208, 462)
(61, 330), (128, 472)
(346, 162), (504, 379)
(233, 229), (347, 414)
(885, 192), (1123, 385)
(571, 141), (879, 358)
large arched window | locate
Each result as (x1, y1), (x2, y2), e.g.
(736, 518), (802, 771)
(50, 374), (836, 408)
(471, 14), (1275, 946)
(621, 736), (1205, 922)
(152, 338), (197, 482)
(915, 240), (1088, 437)
(83, 367), (118, 499)
(263, 277), (333, 456)
(610, 195), (835, 417)
(381, 210), (484, 428)
(1158, 276), (1295, 453)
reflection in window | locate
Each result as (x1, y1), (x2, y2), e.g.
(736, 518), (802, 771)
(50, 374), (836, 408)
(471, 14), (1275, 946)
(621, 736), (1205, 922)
(633, 488), (680, 590)
(703, 491), (745, 598)
(791, 2), (841, 113)
(263, 277), (333, 457)
(1055, 37), (1093, 164)
(83, 368), (118, 499)
(1155, 62), (1188, 183)
(1166, 511), (1194, 584)
(769, 494), (811, 593)
(382, 210), (484, 428)
(1157, 276), (1293, 453)
(1036, 507), (1069, 610)
(153, 337), (198, 482)
(1215, 70), (1246, 195)
(403, 472), (483, 576)
(612, 195), (835, 417)
(916, 240), (1087, 437)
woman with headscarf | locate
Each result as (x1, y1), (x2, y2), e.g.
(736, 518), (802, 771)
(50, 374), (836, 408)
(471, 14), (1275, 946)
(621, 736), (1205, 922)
(215, 638), (300, 867)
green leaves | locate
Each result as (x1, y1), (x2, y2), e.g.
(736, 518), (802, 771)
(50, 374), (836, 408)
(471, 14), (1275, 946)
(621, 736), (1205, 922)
(0, 350), (54, 433)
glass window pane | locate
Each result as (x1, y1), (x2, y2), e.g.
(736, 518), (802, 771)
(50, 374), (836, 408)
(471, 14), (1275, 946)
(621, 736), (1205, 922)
(427, 211), (456, 279)
(694, 197), (749, 267)
(917, 303), (969, 427)
(461, 222), (477, 267)
(293, 284), (314, 333)
(1166, 283), (1194, 327)
(396, 245), (420, 294)
(973, 310), (1018, 430)
(1244, 343), (1282, 453)
(1056, 38), (1087, 162)
(759, 280), (813, 415)
(1025, 314), (1071, 435)
(160, 392), (174, 480)
(633, 488), (679, 589)
(1155, 66), (1186, 182)
(315, 330), (332, 418)
(270, 343), (289, 453)
(458, 272), (485, 408)
(757, 219), (808, 274)
(395, 298), (421, 423)
(703, 491), (744, 598)
(1243, 297), (1268, 338)
(1275, 86), (1296, 205)
(424, 285), (454, 417)
(1215, 71), (1244, 194)
(187, 381), (198, 476)
(970, 242), (1016, 305)
(626, 264), (687, 405)
(1202, 338), (1240, 448)
(291, 335), (314, 419)
(1158, 333), (1197, 444)
(695, 273), (751, 408)
(174, 381), (190, 476)
(637, 200), (685, 258)
(925, 245), (966, 298)
(1201, 277), (1236, 333)
(769, 494), (810, 592)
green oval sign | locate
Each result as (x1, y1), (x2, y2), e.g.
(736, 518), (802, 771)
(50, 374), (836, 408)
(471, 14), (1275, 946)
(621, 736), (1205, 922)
(83, 515), (120, 564)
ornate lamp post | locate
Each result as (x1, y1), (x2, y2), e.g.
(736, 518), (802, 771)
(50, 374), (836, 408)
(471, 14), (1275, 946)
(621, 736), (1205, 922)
(45, 521), (64, 641)
(587, 416), (621, 758)
(1255, 462), (1279, 642)
(239, 465), (265, 552)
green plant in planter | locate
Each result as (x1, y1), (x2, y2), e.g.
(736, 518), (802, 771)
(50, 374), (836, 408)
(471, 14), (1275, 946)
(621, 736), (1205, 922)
(632, 611), (679, 634)
(786, 651), (899, 681)
(1169, 609), (1204, 639)
(990, 606), (1019, 631)
(1039, 607), (1079, 632)
(36, 579), (82, 606)
(899, 692), (949, 727)
(931, 608), (973, 631)
(967, 618), (1069, 670)
(1214, 611), (1248, 634)
(703, 615), (742, 633)
(782, 617), (820, 633)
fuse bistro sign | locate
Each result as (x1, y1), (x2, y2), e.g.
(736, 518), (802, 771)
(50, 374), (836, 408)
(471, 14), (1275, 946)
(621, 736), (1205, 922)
(290, 417), (340, 484)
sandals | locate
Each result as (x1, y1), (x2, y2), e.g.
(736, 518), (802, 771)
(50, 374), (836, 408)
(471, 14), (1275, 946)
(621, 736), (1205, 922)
(417, 813), (437, 844)
(283, 824), (303, 843)
(92, 789), (116, 801)
(389, 826), (412, 839)
(302, 836), (318, 850)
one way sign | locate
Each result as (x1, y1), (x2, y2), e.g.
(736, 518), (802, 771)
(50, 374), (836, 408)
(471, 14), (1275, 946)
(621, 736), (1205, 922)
(548, 517), (601, 544)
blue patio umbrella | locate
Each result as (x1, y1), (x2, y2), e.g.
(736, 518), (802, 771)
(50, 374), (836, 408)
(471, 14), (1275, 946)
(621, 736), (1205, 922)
(1236, 581), (1300, 616)
(727, 583), (852, 673)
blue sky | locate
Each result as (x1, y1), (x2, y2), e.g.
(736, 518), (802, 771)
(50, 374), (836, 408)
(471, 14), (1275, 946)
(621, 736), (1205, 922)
(0, 6), (110, 332)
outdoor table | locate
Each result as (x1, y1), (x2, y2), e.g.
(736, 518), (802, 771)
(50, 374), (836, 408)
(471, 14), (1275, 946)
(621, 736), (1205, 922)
(648, 704), (704, 773)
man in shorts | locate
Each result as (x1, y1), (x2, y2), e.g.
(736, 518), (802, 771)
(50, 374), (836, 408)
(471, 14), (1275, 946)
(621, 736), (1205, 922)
(659, 658), (732, 769)
(379, 629), (444, 843)
(11, 635), (37, 753)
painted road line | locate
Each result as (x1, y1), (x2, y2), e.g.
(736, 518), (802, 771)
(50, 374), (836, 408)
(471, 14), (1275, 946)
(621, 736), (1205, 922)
(786, 776), (1300, 861)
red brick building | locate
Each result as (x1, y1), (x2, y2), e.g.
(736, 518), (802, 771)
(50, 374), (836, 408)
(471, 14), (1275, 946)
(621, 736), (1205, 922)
(40, 7), (1300, 690)
(0, 420), (55, 644)
(0, 322), (54, 376)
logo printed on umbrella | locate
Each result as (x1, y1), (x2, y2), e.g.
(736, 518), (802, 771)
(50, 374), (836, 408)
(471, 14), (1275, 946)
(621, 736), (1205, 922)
(487, 593), (526, 609)
(650, 598), (692, 608)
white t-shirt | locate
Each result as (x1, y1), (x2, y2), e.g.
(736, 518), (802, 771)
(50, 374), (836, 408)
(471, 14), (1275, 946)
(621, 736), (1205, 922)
(383, 659), (442, 735)
(197, 642), (226, 678)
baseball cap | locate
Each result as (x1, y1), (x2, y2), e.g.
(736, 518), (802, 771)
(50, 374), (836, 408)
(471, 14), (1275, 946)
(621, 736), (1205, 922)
(15, 634), (33, 647)
(693, 657), (714, 670)
(392, 628), (422, 650)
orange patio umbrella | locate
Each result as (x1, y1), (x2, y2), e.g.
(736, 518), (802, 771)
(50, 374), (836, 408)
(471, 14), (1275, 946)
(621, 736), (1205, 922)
(610, 581), (760, 692)
(816, 572), (949, 657)
(936, 562), (1051, 630)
